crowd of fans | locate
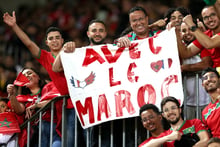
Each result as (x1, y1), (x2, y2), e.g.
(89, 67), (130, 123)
(1, 0), (220, 146)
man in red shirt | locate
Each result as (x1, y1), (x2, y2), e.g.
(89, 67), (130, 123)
(141, 96), (209, 147)
(138, 104), (167, 147)
(3, 11), (78, 147)
(181, 6), (220, 69)
(115, 6), (161, 48)
(52, 19), (109, 147)
(201, 67), (220, 138)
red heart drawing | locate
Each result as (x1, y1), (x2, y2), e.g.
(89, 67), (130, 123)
(151, 60), (163, 72)
(168, 58), (173, 68)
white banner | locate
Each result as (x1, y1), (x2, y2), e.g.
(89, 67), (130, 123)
(61, 28), (183, 129)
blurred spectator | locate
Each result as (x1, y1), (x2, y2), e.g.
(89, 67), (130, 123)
(0, 64), (7, 97)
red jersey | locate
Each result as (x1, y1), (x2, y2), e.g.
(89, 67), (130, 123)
(139, 136), (158, 147)
(10, 82), (60, 122)
(202, 100), (220, 137)
(163, 119), (207, 147)
(36, 49), (73, 108)
(193, 30), (220, 68)
(139, 131), (169, 147)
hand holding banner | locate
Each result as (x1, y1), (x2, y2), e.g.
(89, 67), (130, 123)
(61, 29), (183, 128)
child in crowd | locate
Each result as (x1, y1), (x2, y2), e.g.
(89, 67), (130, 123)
(0, 97), (20, 147)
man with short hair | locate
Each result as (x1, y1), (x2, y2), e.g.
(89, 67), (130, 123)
(3, 11), (77, 147)
(116, 6), (161, 48)
(138, 104), (166, 147)
(180, 22), (211, 120)
(87, 19), (107, 45)
(201, 67), (220, 138)
(181, 6), (220, 70)
(52, 19), (107, 72)
(86, 19), (111, 147)
(142, 96), (209, 147)
(52, 19), (110, 147)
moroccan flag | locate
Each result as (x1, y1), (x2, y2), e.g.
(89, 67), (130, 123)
(0, 112), (20, 133)
(13, 72), (29, 86)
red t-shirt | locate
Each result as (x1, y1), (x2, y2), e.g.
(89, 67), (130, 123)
(36, 49), (73, 108)
(139, 131), (169, 147)
(9, 82), (60, 122)
(202, 100), (220, 137)
(139, 136), (158, 147)
(163, 119), (207, 147)
(193, 29), (220, 68)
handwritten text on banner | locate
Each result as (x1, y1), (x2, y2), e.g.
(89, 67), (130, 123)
(61, 29), (183, 129)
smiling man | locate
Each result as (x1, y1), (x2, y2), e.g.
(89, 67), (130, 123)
(181, 6), (220, 69)
(141, 96), (209, 147)
(3, 11), (79, 147)
(139, 104), (166, 147)
(116, 6), (161, 48)
(87, 19), (107, 45)
(201, 67), (220, 138)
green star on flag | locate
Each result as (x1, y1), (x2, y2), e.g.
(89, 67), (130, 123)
(0, 112), (20, 134)
(0, 118), (12, 128)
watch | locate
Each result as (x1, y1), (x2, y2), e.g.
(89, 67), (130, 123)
(190, 26), (197, 32)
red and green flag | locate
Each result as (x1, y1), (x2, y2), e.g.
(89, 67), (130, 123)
(13, 72), (29, 86)
(0, 112), (20, 134)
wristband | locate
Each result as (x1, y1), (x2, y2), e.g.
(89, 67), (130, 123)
(190, 26), (197, 32)
(203, 0), (217, 6)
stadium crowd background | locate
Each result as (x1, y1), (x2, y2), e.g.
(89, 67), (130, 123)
(0, 0), (205, 96)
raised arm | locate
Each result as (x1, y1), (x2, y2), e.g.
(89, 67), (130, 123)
(3, 11), (40, 57)
(183, 15), (220, 49)
(52, 53), (64, 72)
(7, 84), (25, 115)
(175, 28), (199, 60)
(52, 41), (76, 72)
(214, 0), (220, 19)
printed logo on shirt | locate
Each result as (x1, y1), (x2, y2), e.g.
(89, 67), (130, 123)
(182, 126), (195, 134)
(204, 102), (220, 120)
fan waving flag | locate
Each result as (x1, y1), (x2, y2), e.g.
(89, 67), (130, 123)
(13, 72), (29, 86)
(0, 112), (20, 134)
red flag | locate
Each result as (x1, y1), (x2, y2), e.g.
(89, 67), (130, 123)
(0, 112), (20, 134)
(13, 72), (29, 86)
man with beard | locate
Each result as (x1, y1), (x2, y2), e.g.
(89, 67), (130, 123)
(3, 11), (78, 147)
(138, 104), (168, 147)
(87, 19), (107, 45)
(180, 6), (220, 70)
(52, 19), (107, 72)
(53, 19), (113, 147)
(201, 67), (220, 138)
(141, 96), (209, 147)
(86, 19), (113, 147)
